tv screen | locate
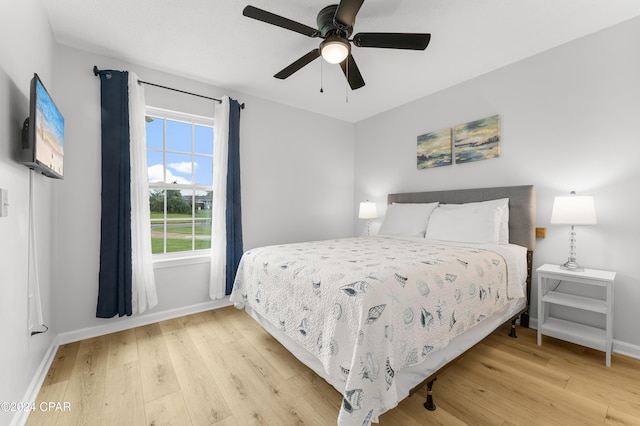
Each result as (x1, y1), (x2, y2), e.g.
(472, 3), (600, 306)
(21, 73), (64, 179)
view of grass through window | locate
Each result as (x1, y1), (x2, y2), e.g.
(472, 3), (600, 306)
(146, 107), (214, 255)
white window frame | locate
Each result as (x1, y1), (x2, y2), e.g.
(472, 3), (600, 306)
(145, 106), (215, 266)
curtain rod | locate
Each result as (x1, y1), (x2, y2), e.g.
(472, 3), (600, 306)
(93, 66), (245, 109)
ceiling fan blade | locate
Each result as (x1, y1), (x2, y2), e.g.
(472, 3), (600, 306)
(274, 49), (321, 79)
(334, 0), (364, 27)
(243, 5), (319, 37)
(353, 33), (431, 50)
(339, 54), (365, 90)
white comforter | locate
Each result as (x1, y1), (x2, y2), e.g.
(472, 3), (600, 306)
(230, 236), (527, 425)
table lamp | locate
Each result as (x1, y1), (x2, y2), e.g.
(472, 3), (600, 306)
(550, 191), (597, 271)
(358, 201), (377, 236)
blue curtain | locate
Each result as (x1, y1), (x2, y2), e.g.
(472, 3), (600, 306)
(96, 70), (133, 318)
(225, 99), (243, 295)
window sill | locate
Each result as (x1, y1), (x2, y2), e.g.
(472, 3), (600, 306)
(153, 252), (211, 269)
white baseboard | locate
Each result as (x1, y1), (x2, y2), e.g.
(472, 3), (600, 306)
(58, 297), (233, 345)
(12, 336), (60, 426)
(611, 340), (640, 360)
(528, 318), (640, 360)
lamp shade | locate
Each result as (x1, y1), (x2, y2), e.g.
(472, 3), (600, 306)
(550, 194), (597, 225)
(358, 201), (377, 219)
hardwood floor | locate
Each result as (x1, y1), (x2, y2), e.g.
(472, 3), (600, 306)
(27, 306), (640, 425)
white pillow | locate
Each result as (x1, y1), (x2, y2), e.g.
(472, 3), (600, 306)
(426, 203), (505, 244)
(378, 202), (439, 237)
(438, 198), (509, 244)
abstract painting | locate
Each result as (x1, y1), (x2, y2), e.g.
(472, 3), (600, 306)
(454, 115), (500, 164)
(417, 128), (452, 169)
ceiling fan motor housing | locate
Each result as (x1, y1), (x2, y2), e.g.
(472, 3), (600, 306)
(317, 4), (353, 38)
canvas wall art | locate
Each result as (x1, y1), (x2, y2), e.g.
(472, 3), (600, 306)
(454, 115), (500, 164)
(417, 127), (452, 169)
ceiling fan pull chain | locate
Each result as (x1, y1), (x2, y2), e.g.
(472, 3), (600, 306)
(320, 58), (324, 93)
(345, 58), (349, 103)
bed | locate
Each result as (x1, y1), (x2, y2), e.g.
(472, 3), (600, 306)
(230, 185), (535, 425)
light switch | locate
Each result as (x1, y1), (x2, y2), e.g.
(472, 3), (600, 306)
(0, 188), (8, 217)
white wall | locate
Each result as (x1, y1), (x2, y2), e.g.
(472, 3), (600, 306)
(354, 17), (640, 351)
(52, 44), (355, 335)
(0, 1), (58, 424)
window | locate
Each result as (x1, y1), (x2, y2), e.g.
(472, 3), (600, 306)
(146, 107), (214, 257)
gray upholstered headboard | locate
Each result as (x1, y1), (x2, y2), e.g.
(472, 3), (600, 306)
(387, 185), (536, 251)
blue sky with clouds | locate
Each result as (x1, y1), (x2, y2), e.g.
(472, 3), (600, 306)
(146, 118), (213, 187)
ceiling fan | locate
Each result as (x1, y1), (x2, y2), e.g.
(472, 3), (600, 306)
(242, 0), (431, 90)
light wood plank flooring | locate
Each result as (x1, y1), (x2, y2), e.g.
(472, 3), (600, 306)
(27, 306), (640, 425)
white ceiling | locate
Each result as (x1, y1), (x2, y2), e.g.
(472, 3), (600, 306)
(41, 0), (640, 123)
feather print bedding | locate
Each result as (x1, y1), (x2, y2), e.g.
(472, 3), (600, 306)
(230, 236), (524, 425)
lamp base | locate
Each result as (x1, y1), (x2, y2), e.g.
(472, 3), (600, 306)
(560, 226), (585, 271)
(559, 259), (584, 272)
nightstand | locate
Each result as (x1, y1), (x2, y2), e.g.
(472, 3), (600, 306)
(537, 264), (616, 367)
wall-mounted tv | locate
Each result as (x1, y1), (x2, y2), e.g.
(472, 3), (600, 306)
(21, 73), (64, 179)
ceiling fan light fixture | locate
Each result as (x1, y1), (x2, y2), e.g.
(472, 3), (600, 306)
(320, 36), (350, 64)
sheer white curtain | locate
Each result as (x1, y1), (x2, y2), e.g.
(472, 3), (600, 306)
(209, 96), (230, 300)
(128, 72), (158, 313)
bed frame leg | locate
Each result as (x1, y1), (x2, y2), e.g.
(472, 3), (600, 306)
(508, 318), (518, 338)
(424, 378), (437, 411)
